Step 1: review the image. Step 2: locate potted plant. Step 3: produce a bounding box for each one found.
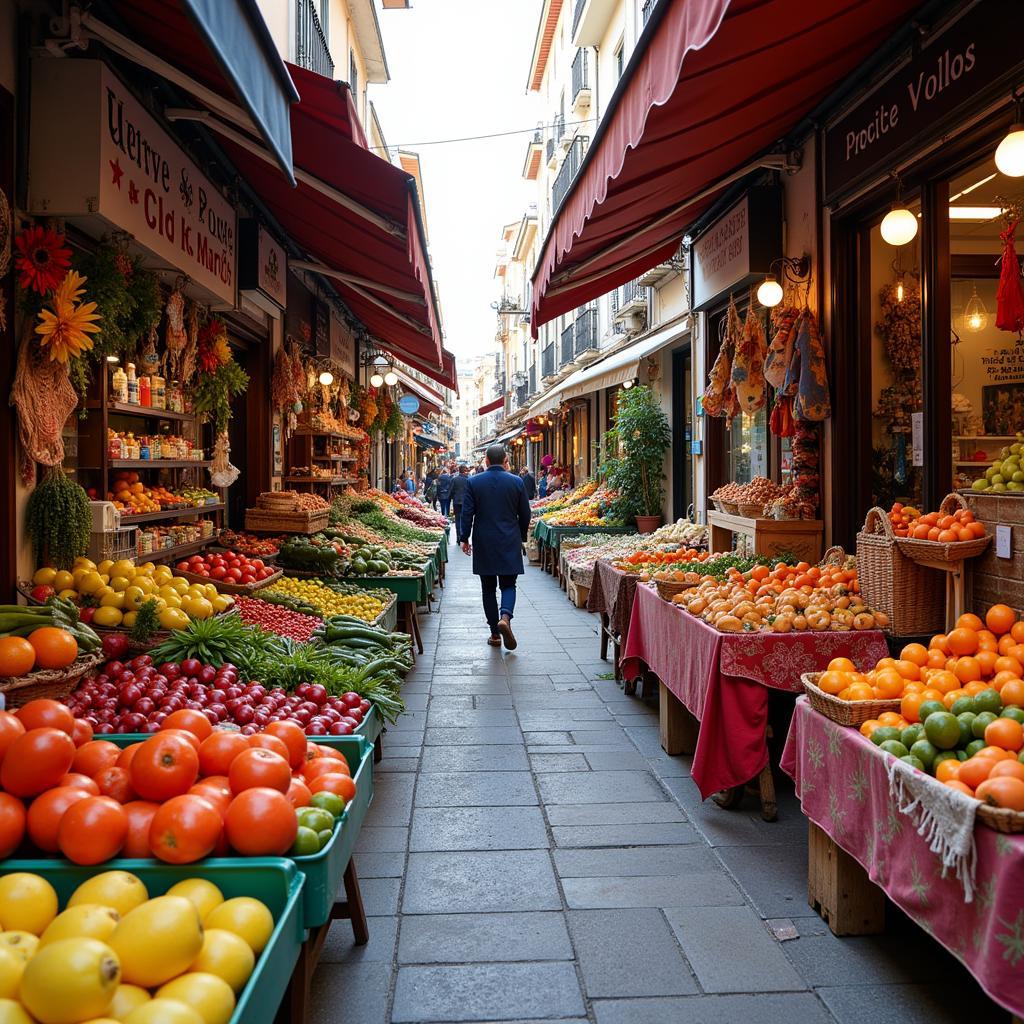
[606,384,671,533]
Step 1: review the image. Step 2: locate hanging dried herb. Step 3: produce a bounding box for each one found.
[26,465,91,569]
[194,361,249,435]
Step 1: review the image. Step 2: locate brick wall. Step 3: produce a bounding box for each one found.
[965,494,1024,612]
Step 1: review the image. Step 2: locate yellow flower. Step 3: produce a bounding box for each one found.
[35,270,102,363]
[213,335,232,366]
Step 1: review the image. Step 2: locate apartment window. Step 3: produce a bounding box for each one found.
[349,50,358,103]
[614,39,625,80]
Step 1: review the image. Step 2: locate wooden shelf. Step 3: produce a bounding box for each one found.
[146,537,216,564]
[954,436,1019,442]
[106,402,196,423]
[312,454,343,462]
[110,459,211,469]
[284,475,344,484]
[119,503,225,525]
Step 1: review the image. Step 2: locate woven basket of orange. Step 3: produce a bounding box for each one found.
[893,493,990,564]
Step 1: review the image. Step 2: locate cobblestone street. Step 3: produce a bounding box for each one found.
[312,552,1001,1024]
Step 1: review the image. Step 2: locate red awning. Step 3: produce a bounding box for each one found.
[531,0,922,331]
[478,397,503,417]
[211,62,444,371]
[397,347,459,394]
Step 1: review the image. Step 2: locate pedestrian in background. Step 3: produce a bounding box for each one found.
[450,465,469,535]
[520,466,536,500]
[459,444,531,650]
[436,465,453,519]
[538,466,549,498]
[425,467,438,508]
[404,471,416,496]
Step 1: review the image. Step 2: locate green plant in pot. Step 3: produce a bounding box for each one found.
[606,383,670,533]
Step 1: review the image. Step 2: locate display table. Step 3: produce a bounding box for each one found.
[621,583,888,804]
[707,511,823,562]
[351,573,429,655]
[586,560,642,681]
[532,522,634,576]
[782,697,1024,1019]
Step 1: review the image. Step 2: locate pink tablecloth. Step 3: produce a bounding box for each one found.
[621,583,888,798]
[782,697,1024,1017]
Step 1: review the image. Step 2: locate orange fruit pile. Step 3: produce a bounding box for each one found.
[887,502,986,542]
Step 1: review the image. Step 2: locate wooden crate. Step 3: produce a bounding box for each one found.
[526,537,541,563]
[567,579,590,609]
[707,510,823,563]
[659,682,698,756]
[245,508,329,535]
[807,821,885,936]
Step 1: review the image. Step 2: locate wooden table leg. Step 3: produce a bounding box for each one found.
[659,682,699,755]
[613,636,621,682]
[757,762,777,822]
[373,735,383,763]
[599,613,609,661]
[332,859,369,945]
[807,821,885,936]
[408,604,424,654]
[397,603,416,664]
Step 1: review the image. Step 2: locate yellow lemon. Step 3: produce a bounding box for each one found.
[121,612,138,629]
[92,606,124,628]
[100,591,126,610]
[109,576,131,593]
[203,899,273,954]
[40,905,120,948]
[78,572,105,596]
[111,560,136,580]
[107,983,151,1019]
[170,577,190,595]
[134,577,157,596]
[74,557,98,571]
[32,568,57,587]
[19,937,121,1024]
[211,596,231,614]
[153,566,173,584]
[165,880,223,922]
[203,584,218,601]
[96,559,114,575]
[109,897,203,988]
[188,930,253,994]
[123,999,203,1024]
[0,933,37,963]
[68,873,148,918]
[0,947,23,999]
[158,608,189,631]
[122,587,146,611]
[156,973,234,1024]
[137,562,156,575]
[0,999,34,1023]
[0,874,57,936]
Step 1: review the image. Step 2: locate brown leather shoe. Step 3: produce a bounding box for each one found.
[486,635,502,647]
[496,616,517,651]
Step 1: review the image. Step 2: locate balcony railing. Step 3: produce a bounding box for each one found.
[552,135,589,212]
[642,0,657,26]
[574,307,599,355]
[572,0,587,36]
[295,0,334,78]
[619,278,646,307]
[515,383,529,409]
[541,344,555,378]
[560,324,575,367]
[546,137,555,165]
[553,112,565,144]
[571,49,590,104]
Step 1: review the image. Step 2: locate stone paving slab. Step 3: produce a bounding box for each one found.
[410,806,549,850]
[397,912,573,964]
[414,771,538,807]
[591,993,834,1024]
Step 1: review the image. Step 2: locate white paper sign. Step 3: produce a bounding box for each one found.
[911,412,924,467]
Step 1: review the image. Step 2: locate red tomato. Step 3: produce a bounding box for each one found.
[71,718,94,748]
[16,699,76,736]
[302,758,346,783]
[224,788,297,855]
[286,777,312,808]
[121,800,160,858]
[302,742,324,765]
[116,742,144,770]
[161,709,213,742]
[94,765,136,804]
[0,711,26,766]
[130,733,200,801]
[308,773,357,802]
[57,795,128,865]
[189,782,231,817]
[0,793,26,858]
[158,728,201,752]
[316,747,351,769]
[265,721,308,770]
[72,740,121,777]
[26,786,90,852]
[1,728,76,797]
[247,733,290,762]
[149,794,223,864]
[228,748,292,795]
[198,732,250,777]
[57,773,101,795]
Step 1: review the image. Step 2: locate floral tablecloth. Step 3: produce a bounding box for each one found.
[586,560,641,640]
[782,697,1024,1017]
[621,583,888,797]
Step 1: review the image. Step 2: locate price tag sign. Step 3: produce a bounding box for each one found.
[911,412,924,467]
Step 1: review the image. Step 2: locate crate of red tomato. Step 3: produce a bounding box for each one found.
[174,551,283,595]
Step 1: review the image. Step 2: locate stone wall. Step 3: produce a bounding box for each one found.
[965,494,1024,612]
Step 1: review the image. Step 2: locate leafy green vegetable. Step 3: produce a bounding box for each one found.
[26,466,91,570]
[130,598,162,645]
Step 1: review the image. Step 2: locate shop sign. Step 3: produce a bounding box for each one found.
[824,0,1021,198]
[398,395,421,415]
[239,221,286,311]
[329,313,356,378]
[691,188,781,310]
[312,299,330,357]
[28,60,236,305]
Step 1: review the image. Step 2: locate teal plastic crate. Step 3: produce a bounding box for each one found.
[354,704,382,746]
[291,734,373,928]
[0,859,304,1024]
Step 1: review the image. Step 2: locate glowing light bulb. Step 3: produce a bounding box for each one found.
[318,370,334,385]
[756,276,783,308]
[995,124,1024,177]
[963,285,988,333]
[383,370,398,386]
[896,280,905,303]
[880,207,918,246]
[622,378,635,389]
[370,372,384,388]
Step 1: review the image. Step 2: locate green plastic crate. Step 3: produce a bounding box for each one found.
[0,859,304,1024]
[354,704,382,747]
[291,734,373,928]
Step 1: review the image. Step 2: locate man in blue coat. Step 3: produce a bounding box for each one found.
[459,444,532,650]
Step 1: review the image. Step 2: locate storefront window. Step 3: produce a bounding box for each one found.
[949,159,1024,495]
[868,201,923,508]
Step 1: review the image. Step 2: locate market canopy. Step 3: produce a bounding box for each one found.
[530,0,923,332]
[394,368,445,417]
[82,0,299,182]
[398,347,459,394]
[478,397,503,417]
[200,61,445,373]
[413,434,445,450]
[529,318,685,414]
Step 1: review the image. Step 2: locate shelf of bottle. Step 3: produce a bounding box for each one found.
[109,460,211,469]
[105,402,196,423]
[954,436,1019,442]
[119,503,225,525]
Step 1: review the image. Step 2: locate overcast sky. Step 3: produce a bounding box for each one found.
[370,0,541,367]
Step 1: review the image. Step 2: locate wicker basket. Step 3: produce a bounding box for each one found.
[710,498,724,512]
[720,500,740,515]
[856,507,945,636]
[819,545,848,568]
[175,567,283,595]
[244,508,329,535]
[801,672,900,726]
[894,493,992,564]
[977,804,1024,834]
[655,578,698,601]
[737,503,763,519]
[0,652,105,708]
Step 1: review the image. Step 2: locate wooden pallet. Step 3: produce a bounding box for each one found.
[807,821,885,935]
[567,579,590,609]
